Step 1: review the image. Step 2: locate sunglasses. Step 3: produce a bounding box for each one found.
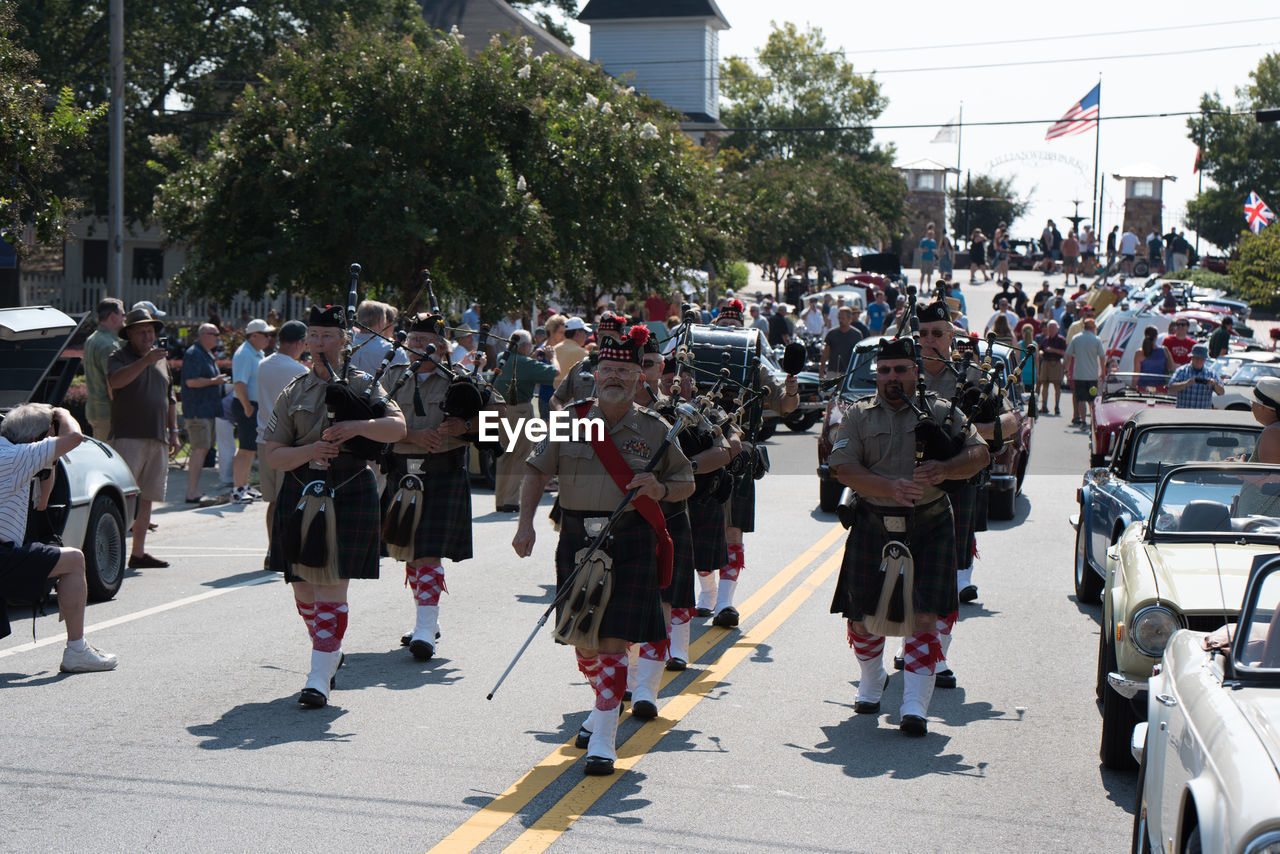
[920,329,950,339]
[876,365,914,375]
[641,358,663,368]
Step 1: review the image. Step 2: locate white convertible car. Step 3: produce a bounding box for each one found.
[1131,553,1280,854]
[1,306,139,600]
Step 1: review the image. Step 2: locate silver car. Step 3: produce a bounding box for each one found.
[1,306,139,600]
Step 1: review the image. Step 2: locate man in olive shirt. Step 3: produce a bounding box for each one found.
[83,298,125,440]
[493,330,557,511]
[108,307,179,568]
[1208,317,1234,359]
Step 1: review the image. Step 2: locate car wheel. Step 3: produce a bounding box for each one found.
[83,494,125,602]
[1185,827,1201,854]
[1130,747,1151,854]
[973,484,989,532]
[818,478,843,513]
[1100,650,1139,770]
[1134,260,1149,277]
[1075,521,1103,604]
[784,411,813,432]
[988,486,1015,520]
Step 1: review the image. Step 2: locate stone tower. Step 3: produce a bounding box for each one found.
[897,159,954,268]
[1111,164,1175,242]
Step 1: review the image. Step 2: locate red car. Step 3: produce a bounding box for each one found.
[1088,373,1175,468]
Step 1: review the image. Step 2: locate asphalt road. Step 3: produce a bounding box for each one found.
[0,274,1138,853]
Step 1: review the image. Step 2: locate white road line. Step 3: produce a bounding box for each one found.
[0,573,278,660]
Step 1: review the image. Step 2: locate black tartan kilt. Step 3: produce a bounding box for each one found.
[948,482,978,568]
[727,473,755,532]
[829,500,958,621]
[555,519,667,644]
[269,463,381,582]
[390,455,473,562]
[688,494,729,571]
[662,507,695,608]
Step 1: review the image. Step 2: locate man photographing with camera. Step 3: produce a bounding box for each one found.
[0,404,118,671]
[1167,343,1223,410]
[108,306,179,569]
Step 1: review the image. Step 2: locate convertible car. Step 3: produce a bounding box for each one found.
[1131,554,1280,854]
[1,306,139,601]
[1097,464,1280,769]
[1073,408,1260,604]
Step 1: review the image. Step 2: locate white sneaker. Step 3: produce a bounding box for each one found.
[60,643,119,673]
[232,487,254,504]
[247,486,262,499]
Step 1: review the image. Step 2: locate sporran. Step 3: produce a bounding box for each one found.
[862,540,915,638]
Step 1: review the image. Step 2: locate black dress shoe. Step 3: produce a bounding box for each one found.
[893,653,904,671]
[583,756,615,776]
[900,715,928,737]
[409,639,435,661]
[853,700,880,715]
[695,607,711,618]
[496,505,519,512]
[631,699,657,719]
[575,726,591,749]
[665,657,687,672]
[935,668,957,689]
[401,630,440,646]
[128,553,169,569]
[712,606,739,628]
[959,585,978,603]
[298,688,327,708]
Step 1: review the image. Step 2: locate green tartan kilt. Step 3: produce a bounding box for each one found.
[948,482,978,568]
[555,518,666,643]
[829,499,958,621]
[269,463,382,582]
[728,473,755,532]
[389,453,473,562]
[688,494,729,571]
[662,507,696,608]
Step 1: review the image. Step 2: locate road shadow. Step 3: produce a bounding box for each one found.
[525,711,585,746]
[1072,595,1103,625]
[640,723,713,755]
[987,494,1032,530]
[1099,763,1139,815]
[340,649,463,690]
[188,695,355,749]
[475,510,521,523]
[750,641,775,664]
[955,601,1002,620]
[202,569,274,589]
[563,769,651,826]
[515,583,556,605]
[788,713,986,780]
[0,669,70,688]
[810,507,840,522]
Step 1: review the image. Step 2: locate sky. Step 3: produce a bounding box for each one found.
[560,1,1280,253]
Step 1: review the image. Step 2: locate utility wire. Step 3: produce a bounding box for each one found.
[718,109,1243,133]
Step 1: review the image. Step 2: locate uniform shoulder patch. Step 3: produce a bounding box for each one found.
[567,397,596,408]
[832,437,849,451]
[533,437,549,456]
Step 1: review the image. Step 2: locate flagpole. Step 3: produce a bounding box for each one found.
[1091,75,1101,232]
[956,102,963,242]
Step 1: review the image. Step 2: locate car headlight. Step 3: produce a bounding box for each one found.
[1129,606,1179,657]
[1245,831,1280,854]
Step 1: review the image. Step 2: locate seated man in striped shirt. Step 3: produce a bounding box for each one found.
[0,404,118,672]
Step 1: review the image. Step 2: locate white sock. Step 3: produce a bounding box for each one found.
[938,631,953,672]
[632,656,664,706]
[957,564,974,591]
[902,670,936,718]
[696,573,716,610]
[713,579,738,614]
[586,703,620,761]
[669,620,690,663]
[855,654,888,704]
[413,604,440,644]
[67,638,88,652]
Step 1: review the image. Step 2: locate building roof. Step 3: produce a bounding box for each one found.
[895,157,957,173]
[578,0,729,28]
[419,0,576,58]
[1110,161,1177,181]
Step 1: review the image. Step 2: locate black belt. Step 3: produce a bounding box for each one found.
[395,447,466,473]
[859,495,952,530]
[560,508,646,535]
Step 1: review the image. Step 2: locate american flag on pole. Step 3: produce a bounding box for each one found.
[1245,191,1275,234]
[1045,83,1100,141]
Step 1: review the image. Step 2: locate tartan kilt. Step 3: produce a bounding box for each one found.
[555,519,666,643]
[688,494,729,571]
[727,473,755,532]
[269,463,382,582]
[392,455,473,562]
[662,507,696,608]
[947,482,978,567]
[829,499,958,621]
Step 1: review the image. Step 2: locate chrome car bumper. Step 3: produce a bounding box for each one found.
[1107,671,1147,700]
[1131,721,1147,764]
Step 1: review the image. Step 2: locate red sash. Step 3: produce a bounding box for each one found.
[576,402,674,588]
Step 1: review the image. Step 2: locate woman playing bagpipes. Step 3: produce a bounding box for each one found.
[262,305,407,708]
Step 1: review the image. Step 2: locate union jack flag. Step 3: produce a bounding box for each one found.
[1105,319,1136,360]
[1046,84,1100,141]
[1245,191,1275,234]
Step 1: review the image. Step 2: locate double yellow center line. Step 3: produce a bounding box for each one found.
[429,524,846,853]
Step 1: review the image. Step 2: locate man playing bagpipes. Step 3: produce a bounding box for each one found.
[511,326,695,775]
[262,304,407,708]
[826,336,989,736]
[549,313,626,410]
[699,298,799,628]
[381,312,502,661]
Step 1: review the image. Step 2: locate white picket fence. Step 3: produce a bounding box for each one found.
[19,274,310,325]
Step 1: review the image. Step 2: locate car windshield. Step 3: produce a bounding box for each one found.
[1131,429,1257,477]
[1235,565,1280,673]
[1230,363,1280,385]
[1211,356,1248,380]
[840,346,880,396]
[1150,468,1280,535]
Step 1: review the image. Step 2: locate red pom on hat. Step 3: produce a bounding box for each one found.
[628,325,651,345]
[729,299,744,313]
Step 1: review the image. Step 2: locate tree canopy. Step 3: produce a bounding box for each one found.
[1229,225,1280,311]
[155,26,729,311]
[506,0,578,46]
[948,174,1031,242]
[1185,52,1280,250]
[0,4,104,253]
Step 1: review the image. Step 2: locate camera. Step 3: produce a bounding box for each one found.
[157,337,169,350]
[1195,377,1208,385]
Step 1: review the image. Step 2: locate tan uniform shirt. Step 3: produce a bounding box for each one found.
[264,368,402,451]
[827,392,984,507]
[527,401,694,514]
[381,364,466,455]
[553,358,597,404]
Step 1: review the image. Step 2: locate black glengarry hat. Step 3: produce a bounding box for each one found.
[878,337,916,361]
[309,305,345,328]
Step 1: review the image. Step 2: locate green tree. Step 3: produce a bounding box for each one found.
[506,0,578,46]
[1185,52,1280,250]
[720,22,887,163]
[0,4,104,252]
[1229,225,1280,311]
[947,174,1031,242]
[155,26,730,311]
[13,0,424,224]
